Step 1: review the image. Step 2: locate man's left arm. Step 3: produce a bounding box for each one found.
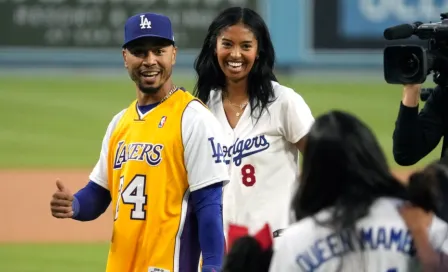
[191,183,224,272]
[182,100,230,272]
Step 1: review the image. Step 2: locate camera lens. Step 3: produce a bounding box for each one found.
[398,53,420,78]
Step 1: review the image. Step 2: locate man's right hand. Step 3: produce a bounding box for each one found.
[402,84,422,107]
[50,180,74,219]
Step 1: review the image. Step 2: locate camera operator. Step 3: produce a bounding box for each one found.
[386,12,448,222]
[393,83,448,222]
[392,83,448,166]
[386,15,448,165]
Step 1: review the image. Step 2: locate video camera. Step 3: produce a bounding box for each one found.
[383,12,448,86]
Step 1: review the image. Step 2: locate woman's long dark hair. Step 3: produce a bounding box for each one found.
[289,110,448,271]
[193,6,277,121]
[292,110,443,230]
[292,110,406,229]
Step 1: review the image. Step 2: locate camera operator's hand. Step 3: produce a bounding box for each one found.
[402,84,421,107]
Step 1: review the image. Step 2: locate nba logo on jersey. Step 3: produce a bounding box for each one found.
[158,116,167,128]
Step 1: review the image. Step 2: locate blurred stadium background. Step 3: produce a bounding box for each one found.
[0,0,445,271]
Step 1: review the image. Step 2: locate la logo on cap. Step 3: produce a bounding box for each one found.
[139,15,152,29]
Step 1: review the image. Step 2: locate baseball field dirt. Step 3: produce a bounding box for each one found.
[0,168,416,243]
[0,170,113,243]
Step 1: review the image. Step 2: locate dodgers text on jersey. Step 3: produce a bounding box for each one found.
[208,135,270,166]
[113,141,164,169]
[296,226,416,272]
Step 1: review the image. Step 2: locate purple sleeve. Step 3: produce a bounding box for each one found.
[190,182,225,269]
[71,181,111,221]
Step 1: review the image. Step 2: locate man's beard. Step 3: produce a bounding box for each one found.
[138,83,161,94]
[131,69,171,95]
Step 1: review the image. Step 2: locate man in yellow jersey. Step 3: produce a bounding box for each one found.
[50,12,230,272]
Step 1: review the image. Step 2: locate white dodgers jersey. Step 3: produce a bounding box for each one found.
[269,197,448,272]
[207,81,314,242]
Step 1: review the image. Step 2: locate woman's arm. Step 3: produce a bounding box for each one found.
[400,204,448,271]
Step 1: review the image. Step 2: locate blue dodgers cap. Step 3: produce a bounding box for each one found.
[123,12,175,48]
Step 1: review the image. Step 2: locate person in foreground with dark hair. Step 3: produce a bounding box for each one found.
[193,6,314,244]
[222,223,274,272]
[399,161,448,271]
[269,110,448,272]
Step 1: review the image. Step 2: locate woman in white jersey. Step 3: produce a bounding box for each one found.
[193,6,314,241]
[268,110,448,272]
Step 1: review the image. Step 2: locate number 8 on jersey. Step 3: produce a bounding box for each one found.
[241,164,256,187]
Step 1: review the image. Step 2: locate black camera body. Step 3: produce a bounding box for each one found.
[383,12,448,86]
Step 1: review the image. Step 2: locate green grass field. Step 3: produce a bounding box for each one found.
[0,243,108,272]
[0,73,443,271]
[0,73,442,169]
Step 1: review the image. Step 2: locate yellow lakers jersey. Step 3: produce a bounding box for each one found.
[105,89,201,272]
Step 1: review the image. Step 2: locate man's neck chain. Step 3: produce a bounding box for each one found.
[160,85,178,104]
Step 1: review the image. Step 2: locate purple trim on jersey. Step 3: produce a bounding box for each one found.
[136,86,186,115]
[137,102,160,115]
[179,196,201,271]
[178,183,224,271]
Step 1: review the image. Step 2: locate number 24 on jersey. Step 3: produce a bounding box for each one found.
[114,175,147,221]
[113,164,259,220]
